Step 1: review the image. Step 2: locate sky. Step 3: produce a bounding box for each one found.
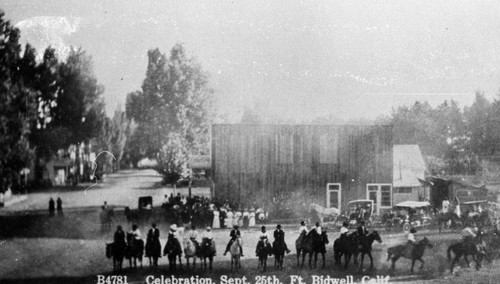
[3,0,500,122]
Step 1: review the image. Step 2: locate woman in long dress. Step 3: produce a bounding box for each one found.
[226,210,234,229]
[249,208,256,227]
[234,209,242,227]
[212,208,220,229]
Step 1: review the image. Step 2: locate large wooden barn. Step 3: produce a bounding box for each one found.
[211,124,393,215]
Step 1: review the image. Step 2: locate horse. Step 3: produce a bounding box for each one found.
[183,238,198,269]
[199,238,216,271]
[297,229,328,269]
[163,234,183,272]
[357,231,382,271]
[273,238,287,270]
[125,233,144,269]
[256,239,273,272]
[230,236,243,270]
[333,233,360,269]
[106,242,126,271]
[145,233,161,268]
[313,231,329,269]
[447,239,489,273]
[387,237,433,272]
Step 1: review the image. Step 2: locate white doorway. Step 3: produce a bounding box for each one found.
[326,183,342,212]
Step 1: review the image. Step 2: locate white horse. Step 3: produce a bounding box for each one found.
[230,237,243,270]
[183,238,198,269]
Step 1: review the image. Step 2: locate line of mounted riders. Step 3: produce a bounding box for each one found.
[106,220,500,274]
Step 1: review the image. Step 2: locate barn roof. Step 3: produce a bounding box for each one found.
[393,145,426,187]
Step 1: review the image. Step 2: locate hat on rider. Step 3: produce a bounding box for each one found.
[410,228,417,233]
[234,225,239,229]
[277,224,282,229]
[261,226,266,230]
[170,224,177,231]
[342,221,349,227]
[301,220,305,226]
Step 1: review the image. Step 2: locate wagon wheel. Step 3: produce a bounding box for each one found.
[402,223,411,233]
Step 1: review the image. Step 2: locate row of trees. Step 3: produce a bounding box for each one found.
[1,10,216,191]
[0,11,128,191]
[385,92,500,175]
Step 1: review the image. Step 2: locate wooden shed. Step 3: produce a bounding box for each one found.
[211,124,393,215]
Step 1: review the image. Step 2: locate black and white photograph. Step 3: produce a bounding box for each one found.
[3,1,500,283]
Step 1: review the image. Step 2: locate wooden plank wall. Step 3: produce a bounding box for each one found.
[211,124,393,209]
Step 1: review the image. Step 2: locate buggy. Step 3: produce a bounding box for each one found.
[346,199,374,228]
[385,201,432,233]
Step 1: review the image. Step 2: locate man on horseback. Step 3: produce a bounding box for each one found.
[202,226,216,255]
[114,225,127,249]
[402,227,417,258]
[131,224,141,240]
[340,221,349,239]
[146,223,161,268]
[224,225,244,256]
[274,224,291,254]
[298,221,308,234]
[187,224,201,253]
[313,222,322,234]
[256,226,272,256]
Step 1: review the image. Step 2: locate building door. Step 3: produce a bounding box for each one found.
[326,183,341,212]
[367,184,392,215]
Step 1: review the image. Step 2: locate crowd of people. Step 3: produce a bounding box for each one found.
[161,193,267,229]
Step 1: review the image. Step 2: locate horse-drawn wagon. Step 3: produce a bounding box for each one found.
[385,201,432,233]
[346,199,374,228]
[124,196,154,223]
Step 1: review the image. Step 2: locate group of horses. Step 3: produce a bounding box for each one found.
[106,234,217,272]
[107,226,500,275]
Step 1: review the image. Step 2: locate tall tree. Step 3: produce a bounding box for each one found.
[127,44,215,183]
[0,11,38,191]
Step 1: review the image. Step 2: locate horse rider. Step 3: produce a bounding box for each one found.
[462,223,479,250]
[114,225,127,250]
[187,224,201,252]
[256,225,272,255]
[298,221,309,235]
[312,221,322,235]
[402,227,417,258]
[274,224,291,254]
[340,221,349,240]
[357,220,369,249]
[224,225,244,256]
[131,224,141,240]
[202,226,217,255]
[146,223,161,267]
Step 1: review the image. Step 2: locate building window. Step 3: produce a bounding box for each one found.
[366,183,393,214]
[395,187,412,194]
[319,134,338,164]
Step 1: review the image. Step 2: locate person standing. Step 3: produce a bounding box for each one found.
[146,223,161,268]
[56,197,63,216]
[49,198,55,217]
[212,207,220,229]
[249,208,256,227]
[242,208,249,229]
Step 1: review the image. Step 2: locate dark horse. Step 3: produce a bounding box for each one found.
[256,240,273,272]
[357,231,382,271]
[387,237,433,272]
[106,242,126,271]
[296,229,329,268]
[125,233,144,269]
[163,234,183,271]
[333,233,360,269]
[199,238,216,271]
[448,239,489,273]
[273,239,287,270]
